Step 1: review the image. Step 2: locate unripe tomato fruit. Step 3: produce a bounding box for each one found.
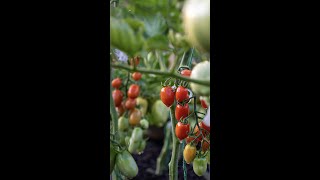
[118,116,129,131]
[181,69,192,77]
[175,103,189,121]
[125,98,136,110]
[193,156,207,176]
[132,72,142,81]
[190,61,210,96]
[175,122,190,141]
[128,84,140,99]
[176,86,189,103]
[115,150,138,179]
[129,108,142,126]
[183,144,197,164]
[160,86,175,107]
[111,78,122,89]
[112,89,123,107]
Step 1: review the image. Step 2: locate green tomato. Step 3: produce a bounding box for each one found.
[183,0,210,53]
[110,143,117,174]
[115,150,138,179]
[206,151,210,165]
[193,156,207,176]
[137,140,146,153]
[118,116,129,131]
[136,97,148,116]
[190,61,210,96]
[151,100,169,127]
[125,136,131,146]
[128,127,143,153]
[140,119,149,129]
[118,131,127,146]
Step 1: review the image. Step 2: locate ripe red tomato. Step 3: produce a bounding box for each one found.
[200,121,210,135]
[111,78,122,89]
[112,89,123,107]
[175,122,190,141]
[175,103,189,121]
[132,72,142,81]
[201,139,210,152]
[125,98,136,110]
[160,86,175,107]
[200,99,208,109]
[181,69,192,77]
[128,84,140,98]
[176,86,189,103]
[186,136,199,145]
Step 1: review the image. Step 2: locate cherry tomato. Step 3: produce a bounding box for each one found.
[183,144,197,164]
[193,156,207,176]
[201,139,210,152]
[129,108,142,126]
[118,116,129,131]
[139,119,149,129]
[186,136,198,146]
[116,103,125,116]
[200,99,208,109]
[111,78,122,89]
[128,84,140,99]
[193,123,203,142]
[176,86,189,103]
[175,103,189,121]
[181,69,191,77]
[112,89,123,107]
[175,122,190,141]
[160,86,175,107]
[130,56,140,66]
[132,72,142,81]
[200,121,210,137]
[115,150,138,179]
[125,98,136,110]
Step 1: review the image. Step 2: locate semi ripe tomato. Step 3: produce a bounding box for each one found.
[130,56,140,66]
[128,84,140,99]
[181,69,192,77]
[132,72,142,81]
[112,89,123,107]
[111,78,122,89]
[125,98,136,110]
[175,122,190,141]
[116,103,125,116]
[175,103,189,121]
[118,116,129,131]
[110,143,116,174]
[201,139,210,152]
[183,144,197,164]
[176,86,189,103]
[160,86,175,107]
[129,108,142,126]
[193,156,207,176]
[115,150,138,179]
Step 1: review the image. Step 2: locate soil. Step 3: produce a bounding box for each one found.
[131,139,209,180]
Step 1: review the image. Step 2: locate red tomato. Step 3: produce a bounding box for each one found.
[193,123,203,142]
[186,136,199,145]
[112,89,123,107]
[128,84,140,99]
[175,103,189,121]
[200,99,208,109]
[201,139,210,152]
[125,98,136,110]
[130,56,140,66]
[175,122,190,141]
[116,103,125,116]
[176,86,189,103]
[132,72,142,81]
[181,69,192,77]
[200,121,210,135]
[160,86,175,107]
[111,78,122,89]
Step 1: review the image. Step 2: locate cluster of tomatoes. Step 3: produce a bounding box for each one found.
[160,68,210,176]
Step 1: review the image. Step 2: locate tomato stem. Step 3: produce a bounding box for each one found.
[168,104,180,180]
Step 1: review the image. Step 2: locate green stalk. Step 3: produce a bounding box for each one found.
[156,121,172,175]
[168,104,180,180]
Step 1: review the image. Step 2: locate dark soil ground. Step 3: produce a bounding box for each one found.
[131,139,209,180]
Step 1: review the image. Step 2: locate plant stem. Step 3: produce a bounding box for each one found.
[110,59,119,141]
[111,63,210,86]
[156,121,172,175]
[168,104,180,180]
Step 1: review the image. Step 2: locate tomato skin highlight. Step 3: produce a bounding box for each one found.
[125,98,136,110]
[183,144,197,164]
[132,72,142,81]
[175,103,189,121]
[128,84,140,98]
[112,78,122,89]
[181,69,191,77]
[112,89,123,107]
[129,108,142,126]
[193,156,207,176]
[115,150,138,179]
[176,86,189,103]
[175,122,190,141]
[160,86,175,107]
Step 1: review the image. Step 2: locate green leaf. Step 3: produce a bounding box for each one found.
[143,13,167,37]
[145,35,169,51]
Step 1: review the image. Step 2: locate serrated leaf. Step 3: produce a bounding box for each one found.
[143,13,167,37]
